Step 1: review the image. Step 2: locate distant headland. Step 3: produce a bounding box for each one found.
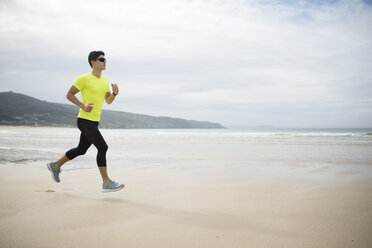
[0,91,225,129]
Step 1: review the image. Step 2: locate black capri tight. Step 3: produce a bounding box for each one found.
[66,118,108,167]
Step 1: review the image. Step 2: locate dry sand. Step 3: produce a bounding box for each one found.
[0,164,371,248]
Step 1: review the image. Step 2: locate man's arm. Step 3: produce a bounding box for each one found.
[105,83,119,104]
[66,85,94,112]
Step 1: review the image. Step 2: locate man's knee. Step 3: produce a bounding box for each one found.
[101,144,108,152]
[77,147,88,155]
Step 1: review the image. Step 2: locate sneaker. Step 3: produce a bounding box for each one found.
[47,162,61,183]
[102,179,125,193]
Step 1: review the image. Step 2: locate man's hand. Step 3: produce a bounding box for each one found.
[111,83,119,95]
[82,103,94,112]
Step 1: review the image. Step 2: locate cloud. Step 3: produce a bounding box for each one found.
[0,0,371,127]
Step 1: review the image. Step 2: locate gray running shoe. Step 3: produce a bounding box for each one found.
[102,179,124,193]
[47,162,61,183]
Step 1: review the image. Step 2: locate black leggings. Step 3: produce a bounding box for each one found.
[66,118,108,167]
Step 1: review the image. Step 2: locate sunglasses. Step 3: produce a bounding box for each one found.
[96,57,106,62]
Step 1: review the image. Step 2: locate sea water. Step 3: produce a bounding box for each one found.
[1,127,372,181]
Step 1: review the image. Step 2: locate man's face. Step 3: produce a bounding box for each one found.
[92,55,106,70]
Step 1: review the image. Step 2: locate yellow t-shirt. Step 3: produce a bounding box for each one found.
[73,72,110,122]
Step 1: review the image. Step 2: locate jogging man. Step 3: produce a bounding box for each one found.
[47,51,124,193]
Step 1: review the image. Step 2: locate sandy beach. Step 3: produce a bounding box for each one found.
[1,127,372,247]
[0,164,371,248]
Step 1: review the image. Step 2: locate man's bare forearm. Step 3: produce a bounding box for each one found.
[106,93,116,104]
[106,83,119,104]
[66,92,84,109]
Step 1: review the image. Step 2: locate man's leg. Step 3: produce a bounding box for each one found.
[78,119,111,183]
[83,122,124,192]
[89,127,110,183]
[55,154,69,168]
[98,166,109,184]
[66,130,92,161]
[48,121,92,183]
[55,131,92,168]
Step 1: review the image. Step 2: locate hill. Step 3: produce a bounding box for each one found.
[0,91,224,129]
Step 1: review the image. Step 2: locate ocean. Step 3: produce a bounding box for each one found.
[1,127,372,181]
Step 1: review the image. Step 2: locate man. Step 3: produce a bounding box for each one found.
[47,51,124,193]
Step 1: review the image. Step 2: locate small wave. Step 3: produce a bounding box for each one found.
[0,148,57,165]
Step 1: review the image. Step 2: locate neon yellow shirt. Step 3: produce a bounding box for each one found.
[73,72,110,122]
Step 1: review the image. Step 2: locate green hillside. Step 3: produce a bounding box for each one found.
[0,91,224,129]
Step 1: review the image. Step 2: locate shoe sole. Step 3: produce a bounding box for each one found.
[47,163,59,183]
[102,184,125,193]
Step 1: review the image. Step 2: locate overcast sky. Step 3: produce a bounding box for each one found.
[1,0,371,128]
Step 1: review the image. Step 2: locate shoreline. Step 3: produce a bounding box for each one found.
[0,125,73,130]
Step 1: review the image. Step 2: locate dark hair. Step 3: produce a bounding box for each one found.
[88,51,105,67]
